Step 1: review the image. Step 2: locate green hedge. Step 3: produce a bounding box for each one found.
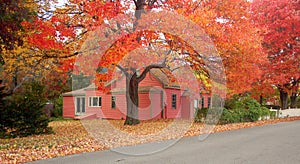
[219,107,272,124]
[194,108,208,123]
[194,96,277,124]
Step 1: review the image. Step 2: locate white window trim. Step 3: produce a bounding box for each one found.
[88,96,102,107]
[194,99,198,109]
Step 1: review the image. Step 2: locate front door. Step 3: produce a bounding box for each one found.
[181,96,190,119]
[75,97,86,115]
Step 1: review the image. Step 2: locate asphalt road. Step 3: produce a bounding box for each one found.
[29,120,300,164]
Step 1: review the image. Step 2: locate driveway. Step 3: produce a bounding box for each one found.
[29,120,300,164]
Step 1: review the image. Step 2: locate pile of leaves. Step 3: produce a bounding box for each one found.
[1,117,300,163]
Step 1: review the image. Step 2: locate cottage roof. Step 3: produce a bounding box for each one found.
[104,68,180,88]
[111,86,164,94]
[149,68,180,88]
[62,68,181,96]
[62,88,86,96]
[62,83,97,96]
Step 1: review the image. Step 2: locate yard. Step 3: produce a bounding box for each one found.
[1,117,300,163]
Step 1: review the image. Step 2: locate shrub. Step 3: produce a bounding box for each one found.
[195,95,277,125]
[51,96,63,118]
[270,111,277,119]
[220,108,248,124]
[194,108,208,123]
[241,97,261,109]
[248,107,261,121]
[220,109,234,124]
[259,107,270,119]
[224,94,240,109]
[219,95,276,124]
[0,82,53,138]
[225,95,261,110]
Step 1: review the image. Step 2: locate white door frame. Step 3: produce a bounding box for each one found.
[75,96,86,115]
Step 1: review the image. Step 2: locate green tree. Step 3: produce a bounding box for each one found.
[0,82,52,138]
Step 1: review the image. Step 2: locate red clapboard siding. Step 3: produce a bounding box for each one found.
[165,88,181,118]
[181,96,191,119]
[102,94,126,119]
[139,93,151,120]
[63,96,75,118]
[111,72,163,89]
[139,73,163,87]
[62,68,209,119]
[151,93,163,119]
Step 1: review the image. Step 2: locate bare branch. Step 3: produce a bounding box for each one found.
[168,66,181,72]
[137,58,166,82]
[133,0,138,7]
[115,64,129,77]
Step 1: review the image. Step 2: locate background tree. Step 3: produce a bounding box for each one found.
[0,0,35,63]
[251,0,300,109]
[186,0,267,95]
[0,0,80,96]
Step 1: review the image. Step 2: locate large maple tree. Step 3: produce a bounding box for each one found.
[74,10,218,125]
[50,0,267,125]
[251,0,300,109]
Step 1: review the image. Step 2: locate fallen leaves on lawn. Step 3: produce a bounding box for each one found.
[0,120,105,164]
[1,117,300,163]
[81,119,193,149]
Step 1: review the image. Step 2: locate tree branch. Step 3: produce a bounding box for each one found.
[167,66,181,72]
[137,58,167,83]
[115,64,129,77]
[133,0,138,7]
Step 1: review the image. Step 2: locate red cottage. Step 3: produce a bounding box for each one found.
[62,68,211,120]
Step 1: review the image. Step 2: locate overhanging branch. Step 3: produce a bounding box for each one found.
[137,58,167,82]
[115,64,129,77]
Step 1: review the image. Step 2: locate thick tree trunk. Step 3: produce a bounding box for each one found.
[124,74,140,125]
[0,80,5,107]
[134,0,145,20]
[259,95,263,105]
[279,89,288,110]
[118,60,166,125]
[290,92,297,108]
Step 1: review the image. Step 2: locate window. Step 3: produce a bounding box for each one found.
[201,97,204,108]
[208,97,211,108]
[111,96,116,109]
[172,94,177,109]
[89,96,102,107]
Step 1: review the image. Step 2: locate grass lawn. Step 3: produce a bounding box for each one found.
[1,117,300,163]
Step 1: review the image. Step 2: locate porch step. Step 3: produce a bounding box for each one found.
[74,113,98,120]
